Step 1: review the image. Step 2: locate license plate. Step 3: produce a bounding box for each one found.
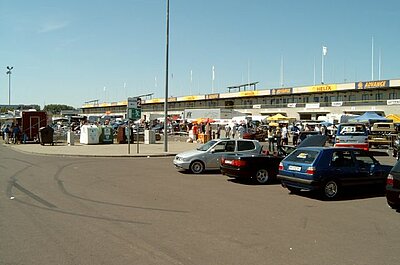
[288,165,301,171]
[224,160,233,165]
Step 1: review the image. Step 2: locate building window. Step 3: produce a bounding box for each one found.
[389,92,397,99]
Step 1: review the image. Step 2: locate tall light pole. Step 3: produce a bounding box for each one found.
[163,0,170,152]
[6,66,13,106]
[322,46,327,84]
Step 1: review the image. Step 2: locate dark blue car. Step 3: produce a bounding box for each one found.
[278,147,392,199]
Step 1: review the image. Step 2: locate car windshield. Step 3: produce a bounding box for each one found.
[392,160,400,172]
[337,124,367,136]
[197,140,219,151]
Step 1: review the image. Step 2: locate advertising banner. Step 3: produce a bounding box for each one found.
[356,80,388,89]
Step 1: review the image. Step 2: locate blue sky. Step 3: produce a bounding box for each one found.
[1,0,400,108]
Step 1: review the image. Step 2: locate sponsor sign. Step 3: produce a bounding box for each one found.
[239,91,258,97]
[253,104,261,109]
[287,103,297,108]
[206,93,220,99]
[356,80,388,89]
[332,101,343,107]
[168,97,177,102]
[181,95,205,101]
[271,88,292,95]
[387,99,400,105]
[305,103,320,109]
[308,84,337,92]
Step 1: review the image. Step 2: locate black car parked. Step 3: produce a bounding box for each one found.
[386,160,400,210]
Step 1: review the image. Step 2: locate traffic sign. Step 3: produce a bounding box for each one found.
[128,108,141,120]
[127,97,142,109]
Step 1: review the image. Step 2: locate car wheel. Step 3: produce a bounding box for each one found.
[190,161,205,174]
[322,180,340,199]
[387,201,399,210]
[254,169,270,184]
[287,187,301,194]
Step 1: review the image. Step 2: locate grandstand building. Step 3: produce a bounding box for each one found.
[81,78,400,121]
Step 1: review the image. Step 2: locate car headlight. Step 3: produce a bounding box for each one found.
[175,156,189,162]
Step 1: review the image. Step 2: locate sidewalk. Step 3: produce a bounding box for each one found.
[3,140,201,157]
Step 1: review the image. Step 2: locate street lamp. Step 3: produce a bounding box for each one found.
[164,0,170,152]
[6,66,13,106]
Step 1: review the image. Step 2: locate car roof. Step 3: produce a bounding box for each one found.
[296,146,366,152]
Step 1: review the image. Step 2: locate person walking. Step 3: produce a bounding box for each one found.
[12,124,20,144]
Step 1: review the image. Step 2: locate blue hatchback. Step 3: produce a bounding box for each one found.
[278,147,392,199]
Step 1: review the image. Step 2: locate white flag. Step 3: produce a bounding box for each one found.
[212,66,215,81]
[322,46,328,56]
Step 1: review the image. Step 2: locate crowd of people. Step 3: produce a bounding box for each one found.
[2,123,22,144]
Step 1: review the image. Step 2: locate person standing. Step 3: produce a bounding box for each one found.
[238,124,245,139]
[4,125,10,144]
[224,124,231,138]
[267,127,274,151]
[291,124,300,145]
[282,125,289,145]
[216,125,221,139]
[12,124,20,144]
[231,124,237,139]
[275,127,282,148]
[205,122,211,142]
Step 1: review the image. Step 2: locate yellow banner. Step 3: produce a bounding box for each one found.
[239,91,259,97]
[309,84,337,92]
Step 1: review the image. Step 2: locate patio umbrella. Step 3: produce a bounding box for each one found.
[267,113,291,121]
[193,118,216,124]
[268,122,279,127]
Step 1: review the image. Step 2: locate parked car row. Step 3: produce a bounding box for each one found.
[173,136,400,211]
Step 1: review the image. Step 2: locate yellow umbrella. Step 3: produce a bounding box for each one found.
[386,114,400,123]
[267,113,290,121]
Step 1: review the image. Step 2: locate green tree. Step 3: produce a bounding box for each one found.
[43,104,75,115]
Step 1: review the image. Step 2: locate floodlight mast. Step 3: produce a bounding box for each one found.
[6,66,13,106]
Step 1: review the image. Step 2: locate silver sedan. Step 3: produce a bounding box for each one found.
[173,138,262,174]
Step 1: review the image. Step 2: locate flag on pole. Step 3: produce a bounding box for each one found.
[212,66,215,81]
[322,46,328,56]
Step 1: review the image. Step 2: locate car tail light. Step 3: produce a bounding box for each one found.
[232,160,247,167]
[387,174,394,186]
[278,162,283,171]
[221,157,225,164]
[306,167,316,175]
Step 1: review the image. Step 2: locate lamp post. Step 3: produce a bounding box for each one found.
[164,0,170,152]
[6,66,13,106]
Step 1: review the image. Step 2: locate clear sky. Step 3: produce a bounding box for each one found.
[1,0,400,108]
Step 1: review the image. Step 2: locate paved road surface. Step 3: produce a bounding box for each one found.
[1,144,399,265]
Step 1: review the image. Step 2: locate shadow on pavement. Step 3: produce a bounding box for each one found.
[288,185,385,201]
